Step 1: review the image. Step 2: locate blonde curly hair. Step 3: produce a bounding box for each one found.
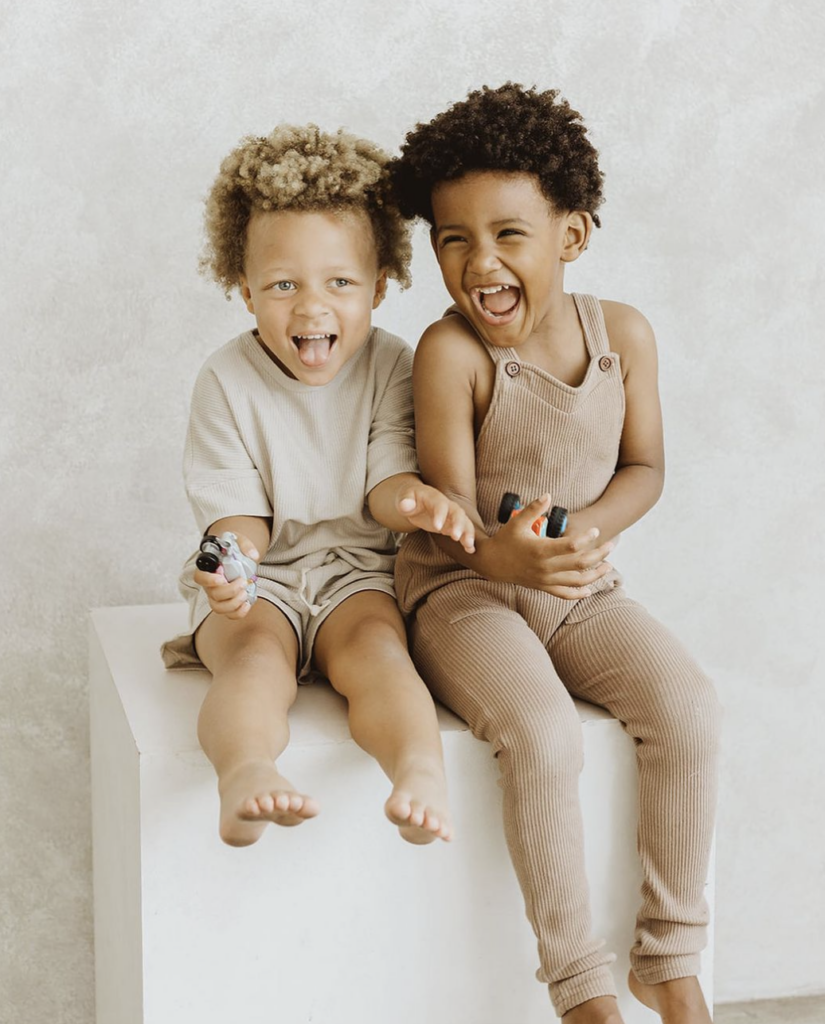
[201,124,412,295]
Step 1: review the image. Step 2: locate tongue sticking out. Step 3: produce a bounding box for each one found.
[295,336,333,366]
[481,287,519,315]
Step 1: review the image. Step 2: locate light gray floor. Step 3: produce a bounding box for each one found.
[715,995,825,1024]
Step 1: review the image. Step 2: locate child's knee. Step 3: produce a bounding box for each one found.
[329,615,407,675]
[349,612,403,651]
[494,701,585,776]
[647,668,722,759]
[690,673,723,753]
[218,624,296,676]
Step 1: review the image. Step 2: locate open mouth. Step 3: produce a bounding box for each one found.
[292,333,337,367]
[471,285,521,325]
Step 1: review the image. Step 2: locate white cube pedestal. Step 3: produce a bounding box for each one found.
[90,604,714,1024]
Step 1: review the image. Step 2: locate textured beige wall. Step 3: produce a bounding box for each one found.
[2,1,823,1019]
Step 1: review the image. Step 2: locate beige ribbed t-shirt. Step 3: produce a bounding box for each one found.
[183,325,419,568]
[160,325,419,672]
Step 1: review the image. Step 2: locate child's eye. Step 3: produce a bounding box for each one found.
[273,281,295,292]
[498,228,523,238]
[440,234,465,247]
[332,278,351,288]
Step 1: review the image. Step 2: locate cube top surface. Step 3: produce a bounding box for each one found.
[90,603,615,758]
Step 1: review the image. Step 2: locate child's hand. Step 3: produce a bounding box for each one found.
[193,534,260,620]
[490,494,614,599]
[397,485,476,554]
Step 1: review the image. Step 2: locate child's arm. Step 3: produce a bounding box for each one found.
[184,360,277,619]
[411,319,614,599]
[563,301,665,544]
[367,473,476,554]
[193,515,271,620]
[363,336,475,552]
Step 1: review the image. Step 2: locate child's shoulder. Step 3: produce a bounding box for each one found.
[598,299,657,362]
[189,332,270,413]
[196,330,259,380]
[371,325,413,361]
[415,311,485,369]
[366,325,415,382]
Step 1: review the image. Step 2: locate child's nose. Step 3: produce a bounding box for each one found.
[295,287,329,317]
[467,242,502,275]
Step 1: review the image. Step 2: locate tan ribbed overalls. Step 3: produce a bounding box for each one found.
[396,294,721,1016]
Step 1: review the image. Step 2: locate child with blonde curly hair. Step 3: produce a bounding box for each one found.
[162,124,474,848]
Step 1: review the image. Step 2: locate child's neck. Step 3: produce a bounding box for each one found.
[515,291,590,388]
[519,288,579,351]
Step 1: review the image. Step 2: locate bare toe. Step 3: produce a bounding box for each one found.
[218,762,318,846]
[385,775,452,845]
[398,822,438,845]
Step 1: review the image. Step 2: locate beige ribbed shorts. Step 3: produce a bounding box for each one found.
[160,551,397,682]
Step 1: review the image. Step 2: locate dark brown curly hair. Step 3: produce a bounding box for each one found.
[389,83,604,228]
[201,124,412,295]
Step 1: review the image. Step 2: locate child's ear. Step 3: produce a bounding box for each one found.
[560,212,593,263]
[429,227,440,262]
[372,270,389,309]
[239,276,255,314]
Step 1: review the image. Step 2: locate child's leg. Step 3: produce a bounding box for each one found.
[312,591,451,844]
[195,599,319,846]
[547,588,721,1024]
[411,582,620,1019]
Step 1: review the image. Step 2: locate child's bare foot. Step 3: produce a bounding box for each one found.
[384,762,452,844]
[562,995,624,1024]
[628,971,712,1023]
[217,760,319,846]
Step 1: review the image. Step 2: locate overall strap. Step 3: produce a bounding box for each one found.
[572,293,611,357]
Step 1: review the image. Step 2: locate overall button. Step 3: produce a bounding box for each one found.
[599,356,613,372]
[505,361,521,377]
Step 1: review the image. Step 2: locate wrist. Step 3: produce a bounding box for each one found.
[471,532,505,582]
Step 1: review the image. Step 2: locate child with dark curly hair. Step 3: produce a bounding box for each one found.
[162,125,476,848]
[390,84,720,1024]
